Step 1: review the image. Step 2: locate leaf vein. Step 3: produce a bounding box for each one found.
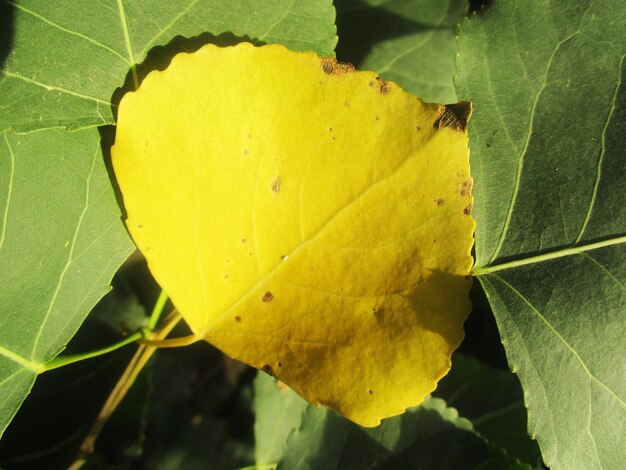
[8,0,129,63]
[0,132,15,252]
[491,274,626,409]
[575,52,626,243]
[30,142,100,360]
[489,31,580,263]
[1,71,113,107]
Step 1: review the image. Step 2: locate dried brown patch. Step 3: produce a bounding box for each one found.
[376,77,391,95]
[321,58,355,75]
[435,198,445,206]
[464,206,472,215]
[434,102,472,131]
[262,291,274,303]
[262,364,274,376]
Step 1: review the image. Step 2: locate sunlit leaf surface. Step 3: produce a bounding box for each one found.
[112,42,474,426]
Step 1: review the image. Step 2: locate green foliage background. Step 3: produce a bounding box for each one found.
[0,0,624,469]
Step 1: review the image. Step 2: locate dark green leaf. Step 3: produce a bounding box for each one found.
[140,344,254,469]
[253,372,308,465]
[335,0,466,102]
[0,128,134,437]
[278,398,534,469]
[0,0,337,132]
[435,354,542,466]
[456,0,626,468]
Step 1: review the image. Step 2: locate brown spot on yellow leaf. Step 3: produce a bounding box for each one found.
[376,77,391,95]
[460,179,473,197]
[321,58,355,75]
[435,198,445,206]
[262,364,274,376]
[262,291,274,303]
[434,102,472,132]
[271,176,281,193]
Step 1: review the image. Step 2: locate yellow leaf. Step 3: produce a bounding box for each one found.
[112,42,474,427]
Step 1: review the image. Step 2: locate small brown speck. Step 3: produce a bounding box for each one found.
[344,100,350,107]
[368,80,374,87]
[375,116,379,121]
[329,127,333,132]
[278,362,283,367]
[376,78,390,95]
[435,198,445,206]
[137,224,143,228]
[235,316,241,322]
[271,176,281,193]
[322,60,334,75]
[262,364,274,376]
[464,206,472,215]
[368,389,374,395]
[241,238,247,243]
[416,126,421,132]
[262,291,274,302]
[460,179,472,197]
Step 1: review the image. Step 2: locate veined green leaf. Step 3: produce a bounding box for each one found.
[456,0,626,468]
[0,128,134,438]
[0,0,337,132]
[278,397,535,469]
[435,354,542,466]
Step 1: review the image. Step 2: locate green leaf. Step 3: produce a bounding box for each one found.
[435,354,542,466]
[278,397,534,469]
[0,128,134,438]
[456,0,626,468]
[335,0,466,103]
[0,0,337,132]
[0,281,147,468]
[253,372,308,465]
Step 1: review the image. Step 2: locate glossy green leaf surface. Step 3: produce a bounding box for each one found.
[0,0,337,132]
[0,128,134,438]
[456,1,626,468]
[335,0,465,103]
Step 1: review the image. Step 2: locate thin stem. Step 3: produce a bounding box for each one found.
[42,289,170,372]
[71,310,182,467]
[138,333,201,348]
[148,289,168,330]
[42,330,146,372]
[473,235,626,276]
